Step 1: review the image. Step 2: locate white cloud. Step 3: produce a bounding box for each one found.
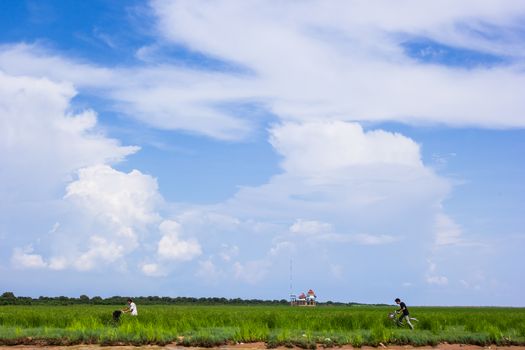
[345,233,398,245]
[0,44,253,140]
[195,259,223,284]
[163,120,450,287]
[151,0,525,129]
[289,219,332,236]
[157,220,202,261]
[65,165,162,231]
[269,241,294,256]
[219,244,239,262]
[288,219,397,245]
[1,71,159,273]
[3,1,525,144]
[233,260,270,284]
[426,275,449,286]
[141,263,166,277]
[221,121,449,230]
[10,166,204,273]
[0,71,138,201]
[425,260,449,286]
[74,236,125,271]
[29,164,167,272]
[2,2,521,302]
[271,122,423,177]
[0,70,202,274]
[435,213,463,246]
[11,247,47,269]
[48,257,67,271]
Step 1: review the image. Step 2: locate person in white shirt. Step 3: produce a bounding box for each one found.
[122,298,138,316]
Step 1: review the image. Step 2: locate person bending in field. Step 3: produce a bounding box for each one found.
[395,298,414,330]
[122,298,138,316]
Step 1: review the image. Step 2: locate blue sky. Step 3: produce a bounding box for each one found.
[1,0,524,306]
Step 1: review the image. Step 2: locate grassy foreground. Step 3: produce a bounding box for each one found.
[1,305,524,347]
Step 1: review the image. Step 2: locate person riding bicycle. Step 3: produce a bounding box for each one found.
[395,298,414,330]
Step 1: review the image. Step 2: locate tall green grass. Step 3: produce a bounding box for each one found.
[0,305,524,347]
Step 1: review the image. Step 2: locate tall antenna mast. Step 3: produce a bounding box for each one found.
[289,258,293,296]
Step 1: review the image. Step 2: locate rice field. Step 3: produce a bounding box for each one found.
[0,305,524,347]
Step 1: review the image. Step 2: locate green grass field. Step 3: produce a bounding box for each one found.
[1,305,524,347]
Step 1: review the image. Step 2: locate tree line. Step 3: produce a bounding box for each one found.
[0,292,383,306]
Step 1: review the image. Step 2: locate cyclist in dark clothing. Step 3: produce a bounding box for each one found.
[395,298,414,330]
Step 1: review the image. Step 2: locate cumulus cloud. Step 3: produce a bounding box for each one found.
[162,120,453,290]
[2,1,520,301]
[65,165,162,231]
[221,121,449,223]
[0,71,138,201]
[157,220,202,261]
[0,71,203,274]
[74,236,126,271]
[32,171,203,273]
[10,165,205,273]
[271,122,423,176]
[11,247,47,269]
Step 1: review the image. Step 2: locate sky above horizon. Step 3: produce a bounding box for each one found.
[1,0,524,306]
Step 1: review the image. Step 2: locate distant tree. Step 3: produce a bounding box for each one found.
[79,295,90,303]
[91,296,103,304]
[1,292,15,299]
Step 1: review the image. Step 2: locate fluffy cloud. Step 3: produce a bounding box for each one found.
[271,122,423,175]
[21,169,204,273]
[65,165,162,231]
[2,1,525,144]
[152,0,525,129]
[0,71,202,274]
[74,236,126,271]
[221,122,449,223]
[157,220,202,261]
[0,71,138,201]
[11,247,47,269]
[159,120,454,294]
[2,1,521,302]
[0,44,253,140]
[29,165,165,271]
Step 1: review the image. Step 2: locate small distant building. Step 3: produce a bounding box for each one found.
[306,289,316,305]
[290,289,317,306]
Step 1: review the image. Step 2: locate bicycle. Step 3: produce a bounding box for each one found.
[388,310,418,329]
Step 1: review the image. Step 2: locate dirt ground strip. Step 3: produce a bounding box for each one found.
[2,344,525,350]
